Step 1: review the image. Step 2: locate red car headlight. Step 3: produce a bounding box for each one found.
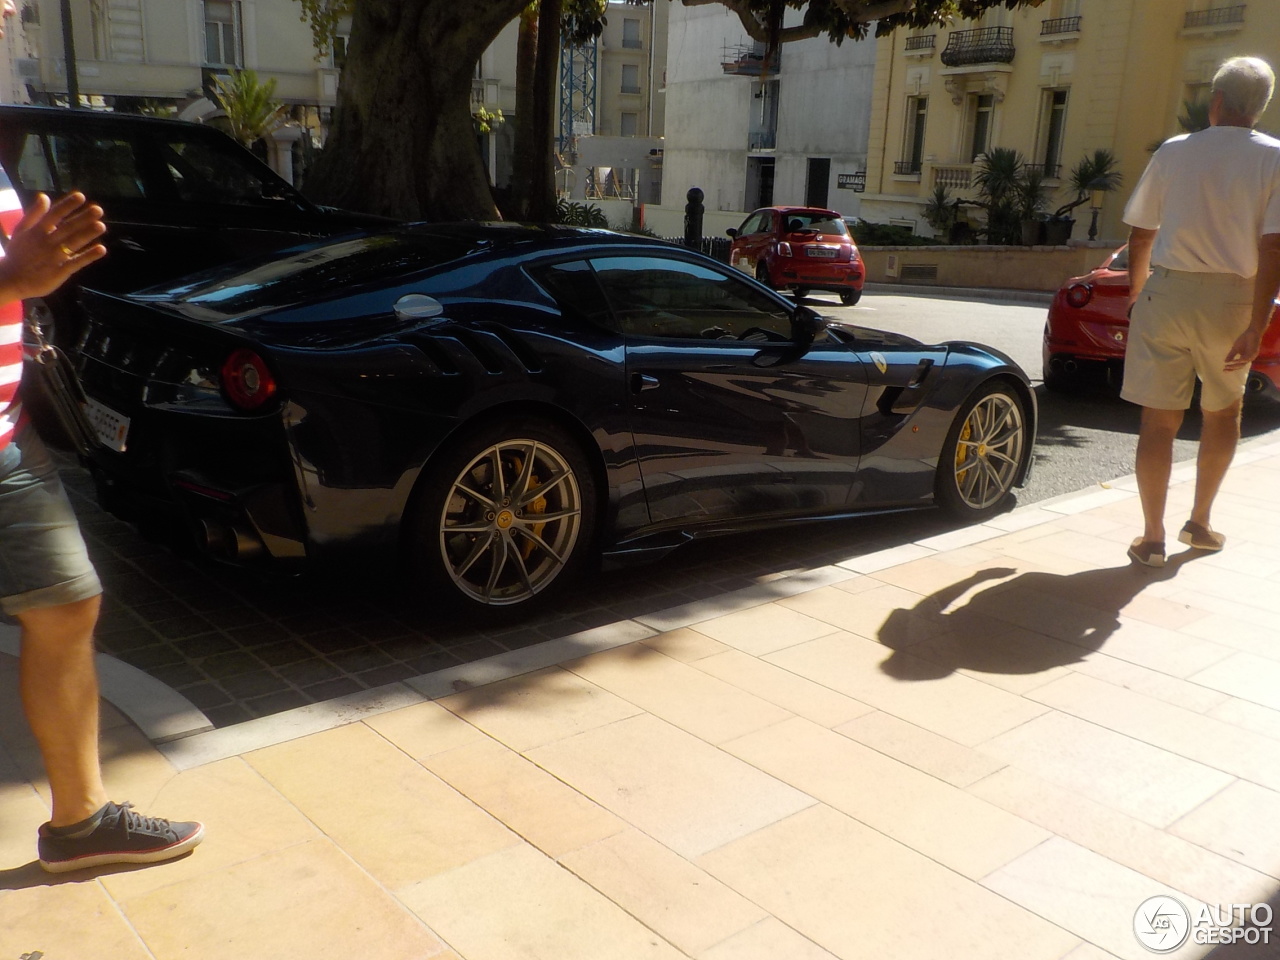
[221,349,278,411]
[1064,283,1093,309]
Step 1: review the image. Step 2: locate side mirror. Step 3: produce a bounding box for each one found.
[726,228,738,239]
[791,305,828,345]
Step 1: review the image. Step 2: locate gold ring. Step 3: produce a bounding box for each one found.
[60,245,74,257]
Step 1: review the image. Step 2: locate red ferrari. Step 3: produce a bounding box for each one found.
[727,206,865,305]
[1042,245,1280,401]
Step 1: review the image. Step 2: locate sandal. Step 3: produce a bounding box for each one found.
[1127,538,1166,568]
[1178,521,1225,552]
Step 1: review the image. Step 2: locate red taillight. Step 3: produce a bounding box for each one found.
[1064,283,1093,309]
[221,348,278,411]
[776,241,793,257]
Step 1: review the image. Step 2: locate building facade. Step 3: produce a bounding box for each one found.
[862,0,1280,242]
[651,3,877,235]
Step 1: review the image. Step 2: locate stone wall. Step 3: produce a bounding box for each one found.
[860,241,1118,293]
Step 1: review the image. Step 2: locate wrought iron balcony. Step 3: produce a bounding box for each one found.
[893,160,922,176]
[1183,5,1245,28]
[905,34,936,52]
[940,26,1015,67]
[1040,16,1082,35]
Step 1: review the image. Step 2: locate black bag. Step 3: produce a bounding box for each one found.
[21,325,101,457]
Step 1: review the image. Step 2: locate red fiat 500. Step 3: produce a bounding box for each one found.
[1042,245,1280,401]
[728,206,865,305]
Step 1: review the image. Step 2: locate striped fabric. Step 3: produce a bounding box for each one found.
[0,172,26,450]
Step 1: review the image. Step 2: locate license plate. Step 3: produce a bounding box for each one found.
[84,397,130,452]
[805,247,838,258]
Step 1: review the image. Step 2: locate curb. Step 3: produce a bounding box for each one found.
[865,282,1055,305]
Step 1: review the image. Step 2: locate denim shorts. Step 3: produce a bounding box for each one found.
[0,423,102,615]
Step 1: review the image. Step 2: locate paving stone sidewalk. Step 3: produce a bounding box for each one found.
[4,443,1280,959]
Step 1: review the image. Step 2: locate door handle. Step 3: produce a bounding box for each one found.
[631,373,660,393]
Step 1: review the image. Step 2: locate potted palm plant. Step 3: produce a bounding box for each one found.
[972,147,1025,245]
[1016,165,1050,245]
[1048,149,1123,244]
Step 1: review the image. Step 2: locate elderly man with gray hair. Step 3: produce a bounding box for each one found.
[1121,56,1280,568]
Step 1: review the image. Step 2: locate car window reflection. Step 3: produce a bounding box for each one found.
[589,256,791,341]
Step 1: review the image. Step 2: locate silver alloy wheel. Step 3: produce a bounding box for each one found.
[438,438,583,606]
[951,392,1026,511]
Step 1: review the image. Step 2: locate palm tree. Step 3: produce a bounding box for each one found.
[1054,148,1123,218]
[1178,98,1211,133]
[972,147,1025,244]
[212,70,287,149]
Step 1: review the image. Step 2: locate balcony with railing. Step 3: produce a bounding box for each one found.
[940,26,1015,67]
[893,160,922,179]
[1025,162,1061,179]
[905,34,936,56]
[933,164,973,190]
[1040,16,1082,37]
[1183,4,1246,29]
[721,41,781,77]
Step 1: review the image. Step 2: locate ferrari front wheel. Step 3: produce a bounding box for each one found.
[936,381,1028,521]
[409,420,596,614]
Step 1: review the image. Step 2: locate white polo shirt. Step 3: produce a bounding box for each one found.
[1123,125,1280,278]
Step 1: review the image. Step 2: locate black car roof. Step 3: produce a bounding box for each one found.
[0,103,221,137]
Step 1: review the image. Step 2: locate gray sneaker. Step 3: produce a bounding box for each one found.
[37,801,204,873]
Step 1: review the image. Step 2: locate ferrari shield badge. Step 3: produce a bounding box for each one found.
[870,351,888,374]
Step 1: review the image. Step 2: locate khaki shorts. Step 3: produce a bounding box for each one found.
[1121,267,1254,412]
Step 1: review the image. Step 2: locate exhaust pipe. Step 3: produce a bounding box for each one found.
[197,519,265,561]
[1247,374,1265,394]
[1062,359,1078,373]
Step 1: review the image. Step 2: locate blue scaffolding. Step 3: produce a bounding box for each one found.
[559,40,597,153]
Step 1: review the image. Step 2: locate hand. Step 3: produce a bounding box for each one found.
[1224,328,1261,372]
[0,192,107,302]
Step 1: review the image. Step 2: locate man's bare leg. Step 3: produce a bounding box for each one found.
[1135,406,1185,544]
[17,596,109,827]
[1190,400,1243,530]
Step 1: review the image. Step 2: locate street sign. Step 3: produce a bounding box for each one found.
[837,172,866,192]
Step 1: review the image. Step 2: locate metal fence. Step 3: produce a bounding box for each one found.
[660,236,734,263]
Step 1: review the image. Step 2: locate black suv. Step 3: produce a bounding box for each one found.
[0,105,387,345]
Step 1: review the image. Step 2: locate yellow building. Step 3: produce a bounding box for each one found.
[862,0,1280,243]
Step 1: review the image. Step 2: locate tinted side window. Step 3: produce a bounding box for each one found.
[530,259,616,330]
[161,136,300,208]
[589,256,792,340]
[25,133,147,200]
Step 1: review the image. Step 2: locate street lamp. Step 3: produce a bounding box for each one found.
[1087,178,1106,241]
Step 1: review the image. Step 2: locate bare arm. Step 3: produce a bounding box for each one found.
[0,192,107,305]
[1126,226,1157,307]
[1224,232,1280,372]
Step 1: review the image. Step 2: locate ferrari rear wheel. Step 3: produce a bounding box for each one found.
[936,381,1028,521]
[410,420,596,613]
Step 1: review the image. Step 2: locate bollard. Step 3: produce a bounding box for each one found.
[683,187,704,249]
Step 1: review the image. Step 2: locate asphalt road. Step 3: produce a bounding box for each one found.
[808,289,1280,504]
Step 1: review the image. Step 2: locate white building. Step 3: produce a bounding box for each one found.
[651,3,877,236]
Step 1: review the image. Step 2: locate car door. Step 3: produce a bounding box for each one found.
[731,210,774,277]
[588,254,871,527]
[836,327,951,506]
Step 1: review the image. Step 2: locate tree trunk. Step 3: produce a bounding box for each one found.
[526,0,562,223]
[509,4,540,220]
[303,0,529,221]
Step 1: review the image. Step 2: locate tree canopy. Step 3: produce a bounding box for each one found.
[295,0,1049,221]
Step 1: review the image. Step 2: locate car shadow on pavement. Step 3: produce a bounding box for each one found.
[876,553,1199,681]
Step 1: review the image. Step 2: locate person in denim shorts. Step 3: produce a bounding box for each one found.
[1,0,202,875]
[1121,57,1280,568]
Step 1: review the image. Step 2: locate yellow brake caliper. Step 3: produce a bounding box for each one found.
[511,455,548,560]
[955,419,972,486]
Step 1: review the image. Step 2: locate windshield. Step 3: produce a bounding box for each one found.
[1109,247,1129,271]
[783,212,849,236]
